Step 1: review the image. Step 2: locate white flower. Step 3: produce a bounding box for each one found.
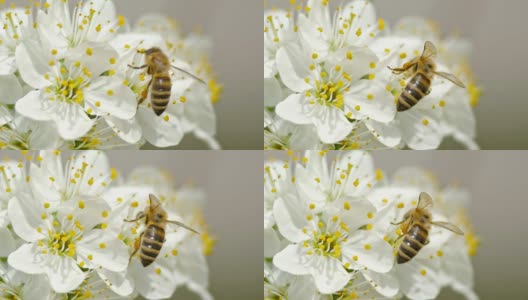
[0,115,62,150]
[264,152,479,300]
[36,0,122,57]
[15,40,136,140]
[264,113,321,150]
[0,8,35,75]
[0,262,55,300]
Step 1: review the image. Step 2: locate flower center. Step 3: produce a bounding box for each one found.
[47,71,87,105]
[304,216,349,258]
[37,217,83,257]
[313,80,345,108]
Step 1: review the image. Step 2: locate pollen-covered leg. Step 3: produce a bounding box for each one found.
[129,232,144,264]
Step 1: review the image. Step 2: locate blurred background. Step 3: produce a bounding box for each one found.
[7,0,262,149]
[266,150,528,300]
[266,0,528,149]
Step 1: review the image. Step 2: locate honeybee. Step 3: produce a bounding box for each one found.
[128,47,206,116]
[124,194,199,267]
[392,192,464,264]
[388,41,466,112]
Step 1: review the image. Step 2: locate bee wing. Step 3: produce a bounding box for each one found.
[148,194,162,210]
[167,220,200,234]
[434,71,466,88]
[171,65,207,85]
[417,192,433,209]
[422,41,437,59]
[432,221,464,235]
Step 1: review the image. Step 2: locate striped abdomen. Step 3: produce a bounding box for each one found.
[150,73,172,116]
[397,72,431,112]
[140,224,165,267]
[397,220,430,264]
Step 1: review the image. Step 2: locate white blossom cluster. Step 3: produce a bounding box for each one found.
[0,0,221,150]
[264,151,480,299]
[0,150,215,299]
[264,0,480,150]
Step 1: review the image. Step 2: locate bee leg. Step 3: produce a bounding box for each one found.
[426,89,431,95]
[128,64,148,70]
[138,80,152,106]
[124,211,145,222]
[128,231,144,264]
[391,219,406,226]
[393,233,405,244]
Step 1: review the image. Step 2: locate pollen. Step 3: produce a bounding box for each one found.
[397,202,405,209]
[437,250,443,257]
[51,49,58,55]
[364,244,371,250]
[99,243,106,249]
[78,200,85,209]
[400,52,407,59]
[420,269,427,276]
[180,96,187,103]
[422,119,429,126]
[44,202,50,209]
[41,213,47,220]
[311,53,318,59]
[86,48,93,56]
[369,62,376,69]
[346,51,353,60]
[118,15,126,26]
[439,100,446,107]
[106,90,114,96]
[309,203,315,210]
[343,201,351,210]
[163,115,170,122]
[155,268,161,275]
[172,249,178,256]
[367,212,374,219]
[87,254,93,260]
[131,201,139,208]
[367,94,374,100]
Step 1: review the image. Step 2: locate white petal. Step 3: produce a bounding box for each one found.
[264,76,284,107]
[130,259,182,299]
[36,9,69,57]
[342,231,394,273]
[398,109,443,150]
[15,41,51,89]
[297,13,329,56]
[67,43,117,81]
[7,194,46,242]
[396,259,441,300]
[84,76,137,119]
[365,119,402,148]
[104,116,142,144]
[77,230,128,272]
[137,106,184,147]
[29,152,65,205]
[312,106,353,143]
[363,269,399,297]
[276,44,313,92]
[97,269,135,296]
[345,81,396,123]
[275,93,312,125]
[21,274,54,300]
[310,255,349,294]
[0,105,13,126]
[264,227,284,258]
[15,90,52,121]
[8,243,45,274]
[54,103,95,140]
[0,227,16,256]
[273,244,312,276]
[0,75,23,104]
[45,255,86,293]
[273,195,309,243]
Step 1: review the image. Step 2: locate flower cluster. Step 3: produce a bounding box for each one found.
[264,151,479,299]
[0,150,214,299]
[0,0,221,150]
[264,0,480,150]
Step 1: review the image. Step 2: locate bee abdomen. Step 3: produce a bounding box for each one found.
[397,73,431,112]
[150,74,172,116]
[140,224,165,267]
[396,224,428,264]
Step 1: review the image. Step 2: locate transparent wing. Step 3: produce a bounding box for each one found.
[435,71,466,88]
[432,221,464,235]
[421,41,437,59]
[148,194,162,210]
[171,65,207,85]
[167,220,200,234]
[417,192,433,209]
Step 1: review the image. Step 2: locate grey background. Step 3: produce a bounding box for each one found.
[267,0,528,149]
[2,150,263,299]
[7,0,262,149]
[266,150,528,300]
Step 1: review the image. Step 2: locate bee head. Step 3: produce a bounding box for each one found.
[145,47,162,55]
